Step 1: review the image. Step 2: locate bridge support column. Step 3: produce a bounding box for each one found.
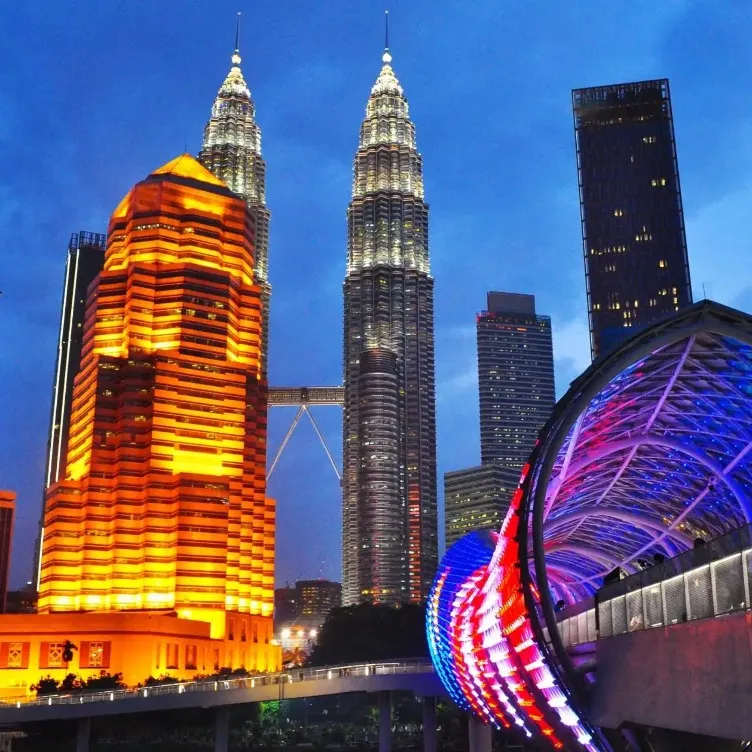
[378,690,392,752]
[422,696,437,752]
[468,714,492,752]
[214,707,230,752]
[76,717,91,752]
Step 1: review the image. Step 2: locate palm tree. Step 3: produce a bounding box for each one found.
[62,640,78,670]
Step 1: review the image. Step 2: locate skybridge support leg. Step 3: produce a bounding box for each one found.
[214,707,230,752]
[379,690,392,752]
[422,696,437,752]
[468,714,492,752]
[76,717,91,752]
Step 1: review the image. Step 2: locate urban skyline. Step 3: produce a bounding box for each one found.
[1,2,750,591]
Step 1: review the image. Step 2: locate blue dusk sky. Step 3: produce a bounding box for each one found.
[1,1,750,589]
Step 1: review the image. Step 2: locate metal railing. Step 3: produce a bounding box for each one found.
[0,660,434,711]
[557,523,752,647]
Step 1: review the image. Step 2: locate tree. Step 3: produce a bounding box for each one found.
[82,671,126,691]
[62,640,77,668]
[31,676,60,696]
[306,603,428,666]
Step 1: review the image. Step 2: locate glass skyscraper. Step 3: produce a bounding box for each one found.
[444,464,516,549]
[573,79,692,360]
[199,39,271,378]
[478,292,556,472]
[33,231,106,588]
[342,44,437,606]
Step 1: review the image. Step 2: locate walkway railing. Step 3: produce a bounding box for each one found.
[557,523,752,647]
[0,660,434,711]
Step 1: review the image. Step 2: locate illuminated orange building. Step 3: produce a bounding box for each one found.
[31,155,276,674]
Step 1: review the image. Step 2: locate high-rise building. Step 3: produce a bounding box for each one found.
[297,579,342,617]
[199,35,271,378]
[573,79,692,360]
[342,42,437,606]
[444,464,517,548]
[0,492,15,613]
[33,231,106,588]
[38,155,275,646]
[478,293,556,475]
[274,586,299,626]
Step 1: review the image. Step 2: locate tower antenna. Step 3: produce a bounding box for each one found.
[384,9,389,52]
[235,11,241,54]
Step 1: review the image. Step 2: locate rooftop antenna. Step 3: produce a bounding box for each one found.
[383,10,392,64]
[702,283,707,299]
[232,12,242,65]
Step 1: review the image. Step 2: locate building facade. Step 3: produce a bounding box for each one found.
[0,492,15,614]
[443,464,518,548]
[478,293,556,476]
[573,79,692,360]
[342,45,437,606]
[37,157,276,667]
[33,231,106,588]
[199,41,271,378]
[274,586,298,626]
[297,579,342,617]
[0,611,276,697]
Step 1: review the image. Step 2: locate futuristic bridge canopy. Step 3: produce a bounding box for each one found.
[428,301,752,752]
[535,301,752,603]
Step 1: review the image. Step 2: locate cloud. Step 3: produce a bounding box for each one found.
[553,317,592,396]
[686,180,752,313]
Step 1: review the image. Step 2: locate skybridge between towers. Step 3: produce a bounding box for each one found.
[266,386,344,482]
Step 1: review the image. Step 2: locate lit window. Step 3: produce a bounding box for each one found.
[47,643,64,668]
[88,642,104,667]
[185,644,197,670]
[659,260,666,268]
[7,643,23,668]
[166,643,179,669]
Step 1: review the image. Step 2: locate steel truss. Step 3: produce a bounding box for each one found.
[267,386,343,482]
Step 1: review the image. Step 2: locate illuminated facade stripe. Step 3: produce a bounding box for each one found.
[38,156,274,643]
[342,46,437,606]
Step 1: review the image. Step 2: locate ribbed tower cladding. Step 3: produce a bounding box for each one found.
[38,155,275,647]
[199,23,271,378]
[342,33,437,606]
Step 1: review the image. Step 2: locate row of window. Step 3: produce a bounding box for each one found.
[0,641,109,670]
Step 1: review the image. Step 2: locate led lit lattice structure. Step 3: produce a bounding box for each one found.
[428,301,752,750]
[38,156,274,638]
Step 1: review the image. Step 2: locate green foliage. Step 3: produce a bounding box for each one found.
[83,671,125,691]
[306,603,428,667]
[142,674,181,686]
[31,671,125,696]
[30,675,61,695]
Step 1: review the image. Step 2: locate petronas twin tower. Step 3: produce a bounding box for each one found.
[200,28,437,606]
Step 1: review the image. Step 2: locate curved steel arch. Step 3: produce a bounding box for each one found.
[427,301,752,751]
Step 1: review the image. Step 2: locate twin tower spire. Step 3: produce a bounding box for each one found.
[199,14,437,607]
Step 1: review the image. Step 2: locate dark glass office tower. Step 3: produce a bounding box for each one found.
[444,464,517,548]
[0,492,15,613]
[342,45,437,606]
[33,231,106,587]
[478,293,556,473]
[573,79,692,360]
[199,40,271,378]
